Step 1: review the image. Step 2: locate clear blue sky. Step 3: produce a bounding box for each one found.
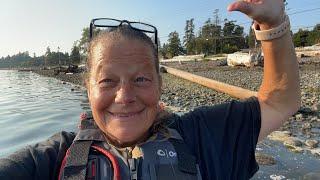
[1,0,319,57]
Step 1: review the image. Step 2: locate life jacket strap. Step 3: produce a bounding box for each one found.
[62,140,93,180]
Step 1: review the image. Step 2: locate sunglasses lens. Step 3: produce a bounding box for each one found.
[130,22,155,33]
[94,19,121,27]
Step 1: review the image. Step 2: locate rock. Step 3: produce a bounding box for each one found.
[303,172,320,180]
[255,153,276,165]
[299,107,313,114]
[301,123,312,132]
[305,140,319,148]
[310,148,320,157]
[312,103,320,111]
[268,131,292,142]
[295,113,304,121]
[71,88,75,91]
[62,81,66,84]
[302,123,312,130]
[284,137,303,147]
[290,146,304,153]
[310,117,318,123]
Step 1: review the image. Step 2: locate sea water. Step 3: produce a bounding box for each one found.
[0,70,88,157]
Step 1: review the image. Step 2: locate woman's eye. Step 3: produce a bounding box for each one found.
[99,79,115,87]
[135,77,150,83]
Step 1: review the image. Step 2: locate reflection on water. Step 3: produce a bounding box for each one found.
[0,70,90,157]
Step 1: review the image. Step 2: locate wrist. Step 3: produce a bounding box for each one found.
[252,14,290,41]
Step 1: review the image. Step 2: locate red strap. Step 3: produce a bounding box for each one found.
[58,145,121,180]
[91,145,121,180]
[58,149,70,180]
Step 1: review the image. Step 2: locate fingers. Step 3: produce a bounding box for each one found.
[227,1,257,16]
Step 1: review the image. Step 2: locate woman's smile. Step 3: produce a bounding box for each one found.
[106,108,145,121]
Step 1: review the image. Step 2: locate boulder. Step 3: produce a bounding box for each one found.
[255,153,276,165]
[305,140,319,149]
[268,131,292,142]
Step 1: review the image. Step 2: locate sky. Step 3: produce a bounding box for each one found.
[0,0,320,57]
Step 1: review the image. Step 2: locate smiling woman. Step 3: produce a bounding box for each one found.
[87,29,162,147]
[0,0,301,179]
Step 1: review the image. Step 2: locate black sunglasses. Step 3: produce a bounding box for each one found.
[89,18,158,51]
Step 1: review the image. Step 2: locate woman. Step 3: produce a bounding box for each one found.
[0,0,300,179]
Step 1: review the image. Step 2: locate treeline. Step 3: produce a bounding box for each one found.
[160,17,320,59]
[0,46,81,69]
[293,24,320,47]
[160,18,255,59]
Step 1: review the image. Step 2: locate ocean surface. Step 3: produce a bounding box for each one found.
[0,70,89,157]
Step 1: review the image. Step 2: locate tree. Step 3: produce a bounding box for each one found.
[293,29,309,47]
[183,18,196,55]
[78,27,90,55]
[222,20,246,53]
[199,18,222,55]
[247,24,256,49]
[45,47,51,56]
[159,43,169,59]
[78,27,102,55]
[70,45,81,65]
[167,31,183,58]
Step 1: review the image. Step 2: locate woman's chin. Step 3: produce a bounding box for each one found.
[106,127,147,147]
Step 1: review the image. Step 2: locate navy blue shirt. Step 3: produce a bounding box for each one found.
[0,97,260,180]
[170,97,261,179]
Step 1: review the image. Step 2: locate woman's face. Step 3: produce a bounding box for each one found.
[88,37,161,146]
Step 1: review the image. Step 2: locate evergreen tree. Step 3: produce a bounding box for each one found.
[70,45,81,65]
[167,31,183,58]
[183,18,196,55]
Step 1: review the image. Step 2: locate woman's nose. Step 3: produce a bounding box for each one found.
[114,83,135,104]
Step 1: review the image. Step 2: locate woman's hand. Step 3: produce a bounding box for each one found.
[227,0,285,30]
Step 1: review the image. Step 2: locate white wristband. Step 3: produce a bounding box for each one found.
[252,14,290,41]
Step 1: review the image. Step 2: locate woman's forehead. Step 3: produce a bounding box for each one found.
[91,38,154,65]
[90,38,157,75]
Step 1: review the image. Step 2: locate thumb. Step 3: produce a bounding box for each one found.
[227,1,257,17]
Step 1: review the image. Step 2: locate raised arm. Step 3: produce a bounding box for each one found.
[228,0,301,141]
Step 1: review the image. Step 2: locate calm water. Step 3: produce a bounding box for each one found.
[0,70,89,157]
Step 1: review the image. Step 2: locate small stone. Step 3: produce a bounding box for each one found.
[284,137,303,147]
[268,131,291,142]
[71,88,75,91]
[302,122,312,130]
[312,103,320,111]
[293,147,304,153]
[311,117,318,123]
[305,140,319,148]
[295,113,304,121]
[310,148,320,157]
[299,107,313,114]
[255,153,276,166]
